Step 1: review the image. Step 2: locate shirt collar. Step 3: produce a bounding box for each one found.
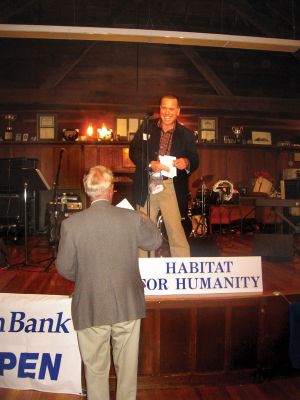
[91,199,109,206]
[157,118,176,134]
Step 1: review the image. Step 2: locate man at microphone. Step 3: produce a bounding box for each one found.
[129,94,199,257]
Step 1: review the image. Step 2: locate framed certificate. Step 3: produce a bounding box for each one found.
[37,114,57,140]
[199,117,218,143]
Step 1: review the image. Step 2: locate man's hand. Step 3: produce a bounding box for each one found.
[139,211,150,221]
[149,160,170,173]
[173,157,190,170]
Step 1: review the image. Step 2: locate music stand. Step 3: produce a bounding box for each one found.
[10,168,50,269]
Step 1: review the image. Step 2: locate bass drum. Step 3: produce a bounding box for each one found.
[190,214,208,237]
[157,213,192,242]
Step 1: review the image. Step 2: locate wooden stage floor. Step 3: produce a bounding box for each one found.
[1,232,300,400]
[1,232,300,297]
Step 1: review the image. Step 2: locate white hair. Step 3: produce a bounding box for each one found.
[83,165,114,198]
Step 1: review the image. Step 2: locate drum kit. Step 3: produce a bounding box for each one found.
[157,175,239,241]
[188,174,213,238]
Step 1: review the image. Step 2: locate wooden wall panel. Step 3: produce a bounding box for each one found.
[196,307,226,372]
[0,143,296,201]
[231,305,259,369]
[0,145,10,159]
[82,145,99,173]
[190,145,294,199]
[259,298,290,370]
[139,309,159,375]
[98,146,115,170]
[226,148,250,187]
[58,146,82,188]
[160,308,191,373]
[136,296,296,385]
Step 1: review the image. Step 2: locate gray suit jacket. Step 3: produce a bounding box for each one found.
[56,200,162,330]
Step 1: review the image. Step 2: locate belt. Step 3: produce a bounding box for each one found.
[162,176,173,180]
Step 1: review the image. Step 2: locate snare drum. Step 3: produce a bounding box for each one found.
[157,213,192,242]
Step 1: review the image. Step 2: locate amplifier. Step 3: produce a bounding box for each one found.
[283,168,300,179]
[46,203,81,244]
[57,193,81,202]
[66,202,82,210]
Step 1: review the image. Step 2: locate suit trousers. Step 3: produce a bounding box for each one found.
[139,179,190,257]
[77,319,141,400]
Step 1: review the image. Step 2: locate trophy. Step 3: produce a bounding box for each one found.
[232,126,243,144]
[3,114,17,140]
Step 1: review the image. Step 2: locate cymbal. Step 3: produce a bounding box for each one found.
[192,175,214,187]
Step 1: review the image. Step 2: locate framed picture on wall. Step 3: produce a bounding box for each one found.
[199,117,218,142]
[37,114,57,140]
[22,133,29,142]
[252,131,272,145]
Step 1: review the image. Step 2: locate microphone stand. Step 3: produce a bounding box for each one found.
[144,115,152,258]
[43,149,65,272]
[10,168,50,270]
[10,181,32,268]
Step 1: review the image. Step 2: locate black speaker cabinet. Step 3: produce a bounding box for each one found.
[0,158,38,192]
[284,179,300,199]
[251,233,294,261]
[0,194,22,225]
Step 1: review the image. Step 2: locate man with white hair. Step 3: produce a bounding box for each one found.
[56,165,162,400]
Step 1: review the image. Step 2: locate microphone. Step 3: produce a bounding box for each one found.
[143,112,154,120]
[142,113,153,141]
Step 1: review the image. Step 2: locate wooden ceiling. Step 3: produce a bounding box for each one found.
[0,0,299,119]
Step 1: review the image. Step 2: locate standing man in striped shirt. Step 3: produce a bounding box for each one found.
[130,95,199,257]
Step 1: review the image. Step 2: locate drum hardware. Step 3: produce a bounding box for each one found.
[192,174,214,188]
[156,174,212,241]
[189,177,209,238]
[211,180,235,204]
[157,212,192,243]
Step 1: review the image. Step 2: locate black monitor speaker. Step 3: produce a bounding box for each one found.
[284,179,300,199]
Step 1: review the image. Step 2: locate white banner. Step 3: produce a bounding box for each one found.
[0,293,82,395]
[139,256,263,296]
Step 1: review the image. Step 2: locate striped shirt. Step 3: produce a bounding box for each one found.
[157,119,176,156]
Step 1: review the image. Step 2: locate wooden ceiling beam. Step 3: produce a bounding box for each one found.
[229,0,285,38]
[40,0,132,89]
[155,13,233,96]
[40,43,96,89]
[0,0,38,22]
[181,47,232,96]
[0,24,299,52]
[264,0,295,28]
[229,0,300,64]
